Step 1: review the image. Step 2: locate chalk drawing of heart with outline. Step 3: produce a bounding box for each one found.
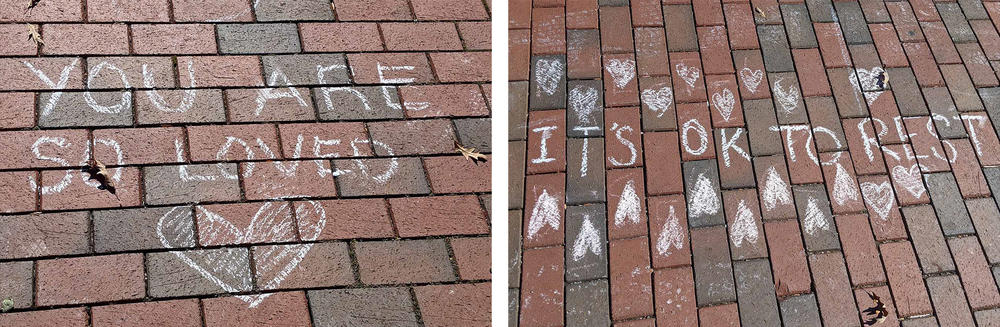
[157,200,327,308]
[711,88,735,121]
[534,59,563,96]
[891,164,925,199]
[855,67,885,91]
[675,63,701,89]
[606,59,636,89]
[641,86,673,118]
[739,67,763,93]
[860,181,894,220]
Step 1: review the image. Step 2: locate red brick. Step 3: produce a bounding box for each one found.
[698,303,739,327]
[648,194,690,268]
[856,174,908,242]
[605,107,644,168]
[424,156,490,193]
[277,122,372,159]
[880,241,933,318]
[882,144,930,206]
[950,236,1000,310]
[523,173,565,248]
[607,168,648,240]
[792,48,832,97]
[779,125,822,184]
[869,23,908,68]
[819,152,866,214]
[566,0,598,29]
[698,26,733,75]
[93,127,184,165]
[765,219,811,297]
[645,132,684,195]
[944,138,991,198]
[836,214,886,286]
[692,0,724,26]
[885,2,924,42]
[653,267,698,327]
[814,23,852,68]
[671,52,707,103]
[451,237,490,280]
[853,287,901,327]
[510,29,531,81]
[810,252,861,326]
[0,0,82,22]
[754,155,797,220]
[509,0,531,28]
[400,84,489,118]
[843,118,888,175]
[92,299,202,327]
[957,43,1000,88]
[42,167,141,210]
[724,4,759,50]
[414,283,490,326]
[243,160,338,200]
[971,20,1000,61]
[254,242,354,289]
[0,212,89,259]
[0,308,88,327]
[430,51,490,82]
[0,171,37,213]
[609,237,654,320]
[867,92,905,145]
[196,201,299,245]
[457,22,489,50]
[178,56,263,88]
[631,0,663,27]
[0,57,85,91]
[532,7,566,55]
[750,0,781,24]
[87,0,168,21]
[203,291,312,327]
[391,195,488,237]
[171,0,253,22]
[297,199,394,240]
[410,0,488,20]
[327,0,413,20]
[0,24,38,55]
[921,22,961,64]
[41,24,128,55]
[37,253,144,305]
[300,23,382,52]
[567,29,601,79]
[382,22,463,51]
[706,75,743,128]
[603,54,640,107]
[733,50,771,99]
[131,24,216,54]
[635,28,670,77]
[187,124,281,162]
[961,112,1000,166]
[904,117,950,173]
[527,109,566,174]
[600,7,634,54]
[903,43,945,87]
[519,246,564,326]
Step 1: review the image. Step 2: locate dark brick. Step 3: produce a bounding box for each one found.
[566,280,611,326]
[887,67,930,117]
[924,172,975,235]
[509,210,522,288]
[782,4,817,48]
[529,55,567,110]
[968,198,1000,264]
[263,54,347,86]
[691,226,735,306]
[309,287,419,326]
[147,248,251,297]
[567,138,606,204]
[900,204,956,274]
[0,212,90,260]
[734,259,781,326]
[743,99,783,156]
[38,91,133,127]
[941,65,985,112]
[926,275,976,326]
[0,261,33,309]
[683,159,724,227]
[217,24,301,54]
[926,87,968,138]
[333,157,431,196]
[566,80,605,136]
[794,184,840,251]
[806,0,835,22]
[565,204,608,282]
[769,72,808,124]
[938,3,977,43]
[758,25,795,72]
[715,128,755,189]
[354,239,455,284]
[780,294,822,327]
[664,5,697,52]
[315,86,404,120]
[94,206,194,252]
[143,164,241,205]
[835,1,872,44]
[810,252,862,326]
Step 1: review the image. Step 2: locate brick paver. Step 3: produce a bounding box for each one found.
[510,0,1000,326]
[0,1,491,325]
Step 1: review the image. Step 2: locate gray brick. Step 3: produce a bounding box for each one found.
[509,141,526,209]
[926,87,968,139]
[901,205,956,274]
[758,25,795,72]
[86,56,175,89]
[769,72,808,124]
[136,89,227,125]
[827,68,869,118]
[354,239,455,284]
[566,280,611,326]
[529,55,567,110]
[986,167,1000,205]
[743,99,783,156]
[217,23,302,54]
[924,172,974,235]
[780,294,822,327]
[308,287,419,327]
[664,5,697,52]
[887,68,930,116]
[980,87,1000,139]
[937,3,976,43]
[782,4,818,48]
[805,0,836,22]
[333,157,430,196]
[941,65,984,112]
[926,275,976,326]
[902,316,939,327]
[734,259,781,326]
[315,86,405,120]
[959,0,990,20]
[147,248,253,297]
[835,1,872,44]
[567,138,606,205]
[683,159,724,227]
[93,206,195,253]
[509,210,522,288]
[809,252,859,326]
[0,261,33,309]
[976,307,1000,325]
[263,54,348,86]
[805,96,848,152]
[599,0,628,6]
[455,118,491,152]
[715,129,755,190]
[639,76,676,131]
[254,0,334,21]
[510,81,529,140]
[793,184,840,251]
[39,91,133,127]
[567,80,604,137]
[508,288,519,327]
[691,226,735,306]
[565,204,608,282]
[967,198,1000,264]
[143,164,241,205]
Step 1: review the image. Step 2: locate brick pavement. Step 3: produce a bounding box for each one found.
[510,0,1000,326]
[0,0,491,326]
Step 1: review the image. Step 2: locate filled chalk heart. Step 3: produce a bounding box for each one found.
[641,86,673,118]
[605,59,636,89]
[534,59,563,96]
[157,201,327,308]
[675,63,701,89]
[891,164,925,199]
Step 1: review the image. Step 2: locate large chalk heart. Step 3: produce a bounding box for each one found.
[534,59,564,96]
[891,164,925,199]
[860,181,894,220]
[157,201,327,308]
[605,59,636,89]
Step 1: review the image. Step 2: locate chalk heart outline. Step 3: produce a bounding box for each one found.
[675,63,701,89]
[641,86,673,118]
[855,67,885,91]
[860,181,894,220]
[739,67,763,93]
[156,200,328,308]
[711,89,735,121]
[891,164,925,198]
[606,59,636,89]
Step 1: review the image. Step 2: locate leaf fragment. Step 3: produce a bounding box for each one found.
[455,141,488,164]
[754,6,766,18]
[26,24,42,45]
[82,158,119,200]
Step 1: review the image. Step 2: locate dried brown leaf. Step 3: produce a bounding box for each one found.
[26,24,42,45]
[455,141,488,164]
